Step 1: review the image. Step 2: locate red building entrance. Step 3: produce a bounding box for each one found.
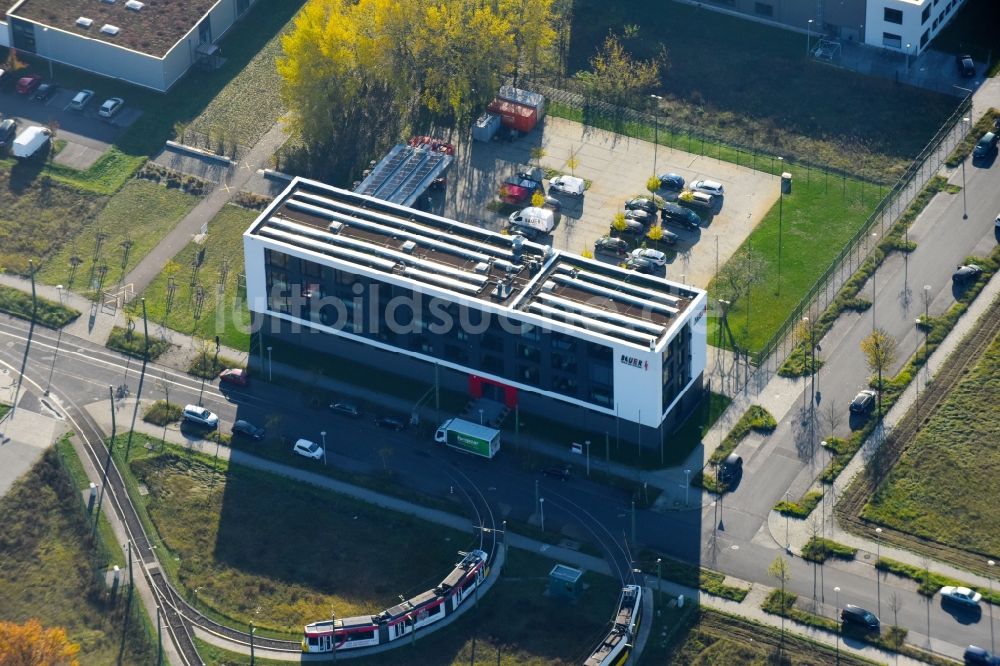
[468,375,518,408]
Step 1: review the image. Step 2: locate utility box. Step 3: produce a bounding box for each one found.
[548,564,583,599]
[472,113,501,142]
[781,172,792,194]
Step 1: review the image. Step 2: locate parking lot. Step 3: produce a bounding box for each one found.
[0,79,140,169]
[443,115,778,288]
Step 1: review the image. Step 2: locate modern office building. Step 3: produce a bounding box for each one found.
[0,0,259,91]
[243,177,708,448]
[689,0,966,55]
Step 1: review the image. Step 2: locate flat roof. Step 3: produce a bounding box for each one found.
[9,0,216,57]
[249,179,702,348]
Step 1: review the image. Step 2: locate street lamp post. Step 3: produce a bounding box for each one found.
[905,43,912,72]
[777,157,784,295]
[585,439,590,477]
[834,586,841,663]
[656,558,662,607]
[650,94,663,175]
[988,560,996,654]
[249,621,255,665]
[923,285,932,383]
[806,19,814,56]
[784,491,791,552]
[321,431,327,466]
[266,346,273,381]
[684,468,691,505]
[45,285,64,395]
[961,117,970,219]
[875,527,883,617]
[539,498,545,532]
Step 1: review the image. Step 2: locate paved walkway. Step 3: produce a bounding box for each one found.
[121,120,290,295]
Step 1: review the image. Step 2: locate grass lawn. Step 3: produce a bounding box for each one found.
[861,328,1000,556]
[659,608,877,666]
[195,550,620,666]
[139,204,257,350]
[0,168,105,276]
[706,164,878,353]
[118,435,475,636]
[565,0,958,180]
[36,179,200,292]
[0,445,154,664]
[185,7,299,150]
[0,284,79,328]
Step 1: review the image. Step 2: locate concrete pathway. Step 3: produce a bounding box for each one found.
[121,119,289,295]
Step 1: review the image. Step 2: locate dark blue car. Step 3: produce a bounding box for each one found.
[659,172,685,191]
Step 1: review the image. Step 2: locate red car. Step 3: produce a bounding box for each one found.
[218,368,249,387]
[16,75,42,95]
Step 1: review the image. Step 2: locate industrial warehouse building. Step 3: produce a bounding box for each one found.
[243,177,708,448]
[0,0,259,91]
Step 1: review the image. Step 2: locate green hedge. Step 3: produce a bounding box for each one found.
[876,557,1000,604]
[774,490,823,518]
[639,551,749,602]
[761,590,840,632]
[106,326,172,360]
[187,351,240,379]
[143,400,182,426]
[0,285,79,328]
[801,537,857,563]
[695,404,775,493]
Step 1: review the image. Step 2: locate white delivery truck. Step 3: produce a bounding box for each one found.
[12,126,51,159]
[434,418,501,459]
[508,206,555,234]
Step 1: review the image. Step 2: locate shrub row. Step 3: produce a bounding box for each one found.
[640,552,749,602]
[233,191,273,210]
[0,285,79,329]
[137,163,208,196]
[143,400,182,426]
[876,557,1000,604]
[106,326,173,360]
[187,351,240,379]
[800,537,857,563]
[694,405,776,493]
[945,108,1000,168]
[774,490,823,518]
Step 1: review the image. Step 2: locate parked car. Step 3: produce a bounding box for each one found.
[631,247,667,267]
[952,264,983,284]
[841,604,880,631]
[678,190,716,211]
[98,97,124,118]
[219,368,249,387]
[690,179,725,196]
[0,119,17,152]
[995,213,1000,229]
[182,404,219,428]
[15,74,42,95]
[719,453,743,484]
[293,438,324,460]
[542,465,570,480]
[374,415,407,431]
[653,227,679,245]
[625,197,658,215]
[69,89,94,110]
[940,586,982,608]
[661,202,701,230]
[232,419,265,441]
[972,132,998,160]
[658,172,685,192]
[33,82,58,102]
[624,208,657,226]
[849,389,877,414]
[613,218,646,235]
[957,54,976,78]
[330,401,362,417]
[594,236,629,257]
[964,645,1000,666]
[625,256,656,274]
[549,174,585,196]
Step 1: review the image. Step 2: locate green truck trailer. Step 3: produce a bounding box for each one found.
[434,418,501,459]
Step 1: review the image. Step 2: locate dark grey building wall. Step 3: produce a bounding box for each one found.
[697,0,866,37]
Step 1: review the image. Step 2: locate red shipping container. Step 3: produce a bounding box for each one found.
[486,98,538,133]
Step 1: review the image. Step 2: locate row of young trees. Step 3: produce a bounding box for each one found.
[277,0,559,180]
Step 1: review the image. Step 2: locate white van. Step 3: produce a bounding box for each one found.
[11,126,51,159]
[508,206,555,233]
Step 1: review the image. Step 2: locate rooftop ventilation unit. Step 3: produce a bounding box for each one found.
[326,221,343,234]
[76,16,93,27]
[125,0,144,9]
[100,24,120,36]
[541,280,556,292]
[401,240,417,254]
[474,262,490,274]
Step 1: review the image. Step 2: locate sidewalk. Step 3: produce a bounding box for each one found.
[769,270,1000,591]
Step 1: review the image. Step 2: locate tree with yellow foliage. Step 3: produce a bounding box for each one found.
[0,619,80,666]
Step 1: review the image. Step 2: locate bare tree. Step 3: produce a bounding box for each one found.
[715,245,767,308]
[821,399,843,439]
[769,555,792,659]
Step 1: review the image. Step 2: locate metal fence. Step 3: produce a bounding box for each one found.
[526,80,972,394]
